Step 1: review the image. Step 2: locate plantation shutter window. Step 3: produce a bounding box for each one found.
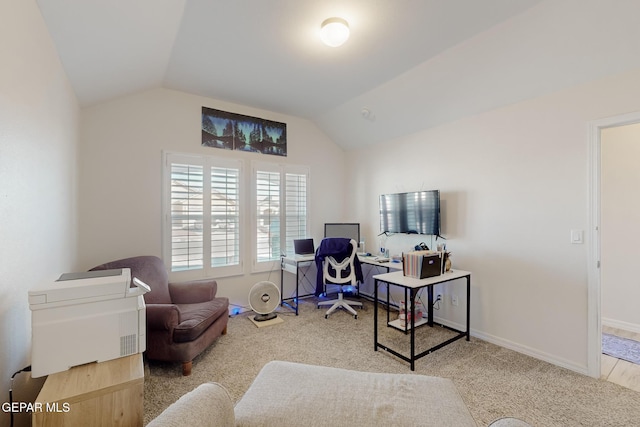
[211,167,240,267]
[165,153,308,277]
[285,172,308,256]
[170,163,204,271]
[253,163,309,272]
[255,170,281,263]
[164,153,243,278]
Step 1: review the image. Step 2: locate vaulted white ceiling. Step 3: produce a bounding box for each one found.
[36,0,640,150]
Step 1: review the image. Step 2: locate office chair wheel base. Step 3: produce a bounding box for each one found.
[325,314,329,319]
[354,315,358,319]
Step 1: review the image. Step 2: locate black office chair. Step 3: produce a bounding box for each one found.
[315,238,363,319]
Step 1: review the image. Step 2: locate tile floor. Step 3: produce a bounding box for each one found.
[601,325,640,392]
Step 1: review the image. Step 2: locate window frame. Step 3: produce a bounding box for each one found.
[252,161,310,273]
[162,151,244,279]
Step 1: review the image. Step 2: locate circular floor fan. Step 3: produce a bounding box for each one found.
[248,281,281,322]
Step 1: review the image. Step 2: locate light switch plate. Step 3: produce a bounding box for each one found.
[571,229,583,244]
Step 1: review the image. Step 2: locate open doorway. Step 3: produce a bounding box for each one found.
[588,112,640,389]
[599,122,640,390]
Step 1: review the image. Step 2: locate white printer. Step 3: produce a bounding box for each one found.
[28,268,150,378]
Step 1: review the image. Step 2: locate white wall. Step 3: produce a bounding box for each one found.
[0,1,79,424]
[601,123,640,331]
[346,68,640,373]
[79,87,346,307]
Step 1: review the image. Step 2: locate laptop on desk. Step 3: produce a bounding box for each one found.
[293,238,315,260]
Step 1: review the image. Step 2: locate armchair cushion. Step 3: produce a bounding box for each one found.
[173,299,229,343]
[169,279,217,304]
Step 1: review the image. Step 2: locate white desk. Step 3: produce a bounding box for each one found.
[356,255,402,300]
[373,269,471,370]
[358,255,403,271]
[280,254,316,315]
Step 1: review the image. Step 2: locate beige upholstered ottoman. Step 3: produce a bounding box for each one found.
[149,360,478,427]
[234,360,476,427]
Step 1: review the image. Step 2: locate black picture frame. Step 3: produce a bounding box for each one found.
[202,106,287,156]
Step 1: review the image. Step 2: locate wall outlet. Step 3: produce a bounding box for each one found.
[451,294,459,306]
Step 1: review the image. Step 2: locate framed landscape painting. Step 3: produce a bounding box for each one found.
[202,107,287,156]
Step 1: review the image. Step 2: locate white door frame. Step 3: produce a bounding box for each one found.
[587,110,640,377]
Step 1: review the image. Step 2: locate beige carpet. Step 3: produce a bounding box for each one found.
[144,298,640,426]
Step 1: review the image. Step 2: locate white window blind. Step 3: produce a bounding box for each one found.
[255,170,281,263]
[211,167,240,267]
[170,163,204,271]
[285,172,308,256]
[165,153,242,277]
[253,163,309,271]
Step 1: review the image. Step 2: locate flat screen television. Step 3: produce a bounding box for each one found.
[379,190,440,236]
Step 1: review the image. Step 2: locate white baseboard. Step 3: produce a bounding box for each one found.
[432,315,464,331]
[430,316,587,375]
[376,310,587,376]
[602,317,640,334]
[470,329,589,376]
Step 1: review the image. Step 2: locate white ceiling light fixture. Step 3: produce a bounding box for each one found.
[320,17,350,47]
